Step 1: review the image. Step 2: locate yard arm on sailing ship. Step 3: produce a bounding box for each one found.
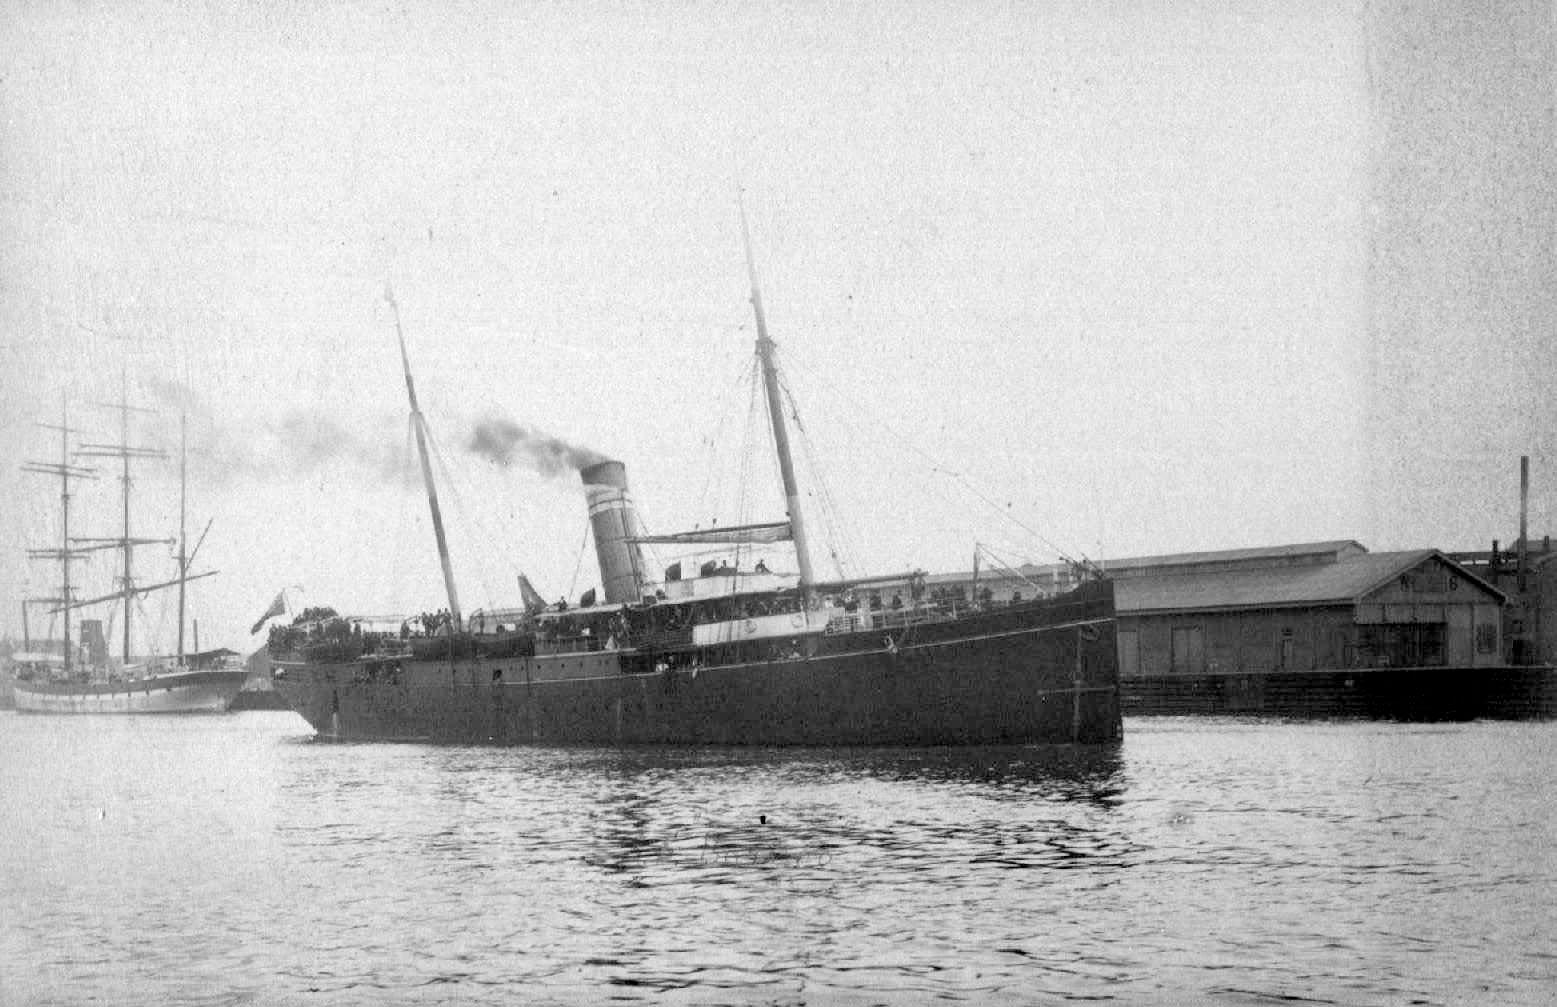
[19,401,98,679]
[61,398,216,676]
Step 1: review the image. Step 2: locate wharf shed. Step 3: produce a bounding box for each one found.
[1113,549,1506,679]
[921,541,1542,718]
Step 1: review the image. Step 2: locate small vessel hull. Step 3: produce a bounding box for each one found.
[13,669,250,715]
[274,588,1121,746]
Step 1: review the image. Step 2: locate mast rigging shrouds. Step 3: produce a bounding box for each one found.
[386,284,463,631]
[740,199,816,598]
[74,382,166,665]
[21,396,98,674]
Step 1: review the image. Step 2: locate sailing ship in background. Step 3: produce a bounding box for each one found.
[12,395,249,714]
[270,215,1121,745]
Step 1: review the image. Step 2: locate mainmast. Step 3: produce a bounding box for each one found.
[22,396,98,674]
[169,412,214,666]
[386,285,463,631]
[741,201,816,598]
[74,383,169,666]
[176,413,187,664]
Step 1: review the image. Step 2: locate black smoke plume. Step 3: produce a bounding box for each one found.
[467,418,606,478]
[140,378,404,485]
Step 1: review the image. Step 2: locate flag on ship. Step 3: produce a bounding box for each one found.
[251,591,287,633]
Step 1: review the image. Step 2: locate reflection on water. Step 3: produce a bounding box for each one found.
[581,744,1132,893]
[2,713,1554,1005]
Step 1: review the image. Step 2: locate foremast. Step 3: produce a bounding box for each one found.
[741,203,817,603]
[177,414,188,662]
[21,397,98,674]
[386,285,463,632]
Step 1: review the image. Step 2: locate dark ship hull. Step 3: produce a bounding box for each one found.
[276,235,1122,747]
[273,582,1119,746]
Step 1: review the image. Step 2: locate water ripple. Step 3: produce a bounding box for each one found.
[2,713,1555,1004]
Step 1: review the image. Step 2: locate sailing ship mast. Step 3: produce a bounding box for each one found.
[36,387,218,672]
[386,285,463,632]
[72,383,170,666]
[21,397,98,674]
[177,413,187,662]
[172,414,214,666]
[741,202,817,601]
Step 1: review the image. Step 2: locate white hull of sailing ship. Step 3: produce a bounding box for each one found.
[13,668,249,714]
[22,392,230,717]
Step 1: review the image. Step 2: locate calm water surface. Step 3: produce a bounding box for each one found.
[1,711,1553,1005]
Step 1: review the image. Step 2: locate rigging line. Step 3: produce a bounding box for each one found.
[781,384,840,576]
[735,354,766,571]
[775,369,857,580]
[627,490,664,581]
[566,517,591,602]
[132,593,158,659]
[693,351,763,525]
[104,603,118,657]
[774,367,849,577]
[720,354,763,534]
[976,542,1042,589]
[778,362,1039,568]
[385,413,421,617]
[793,414,854,580]
[424,417,513,612]
[782,352,1081,565]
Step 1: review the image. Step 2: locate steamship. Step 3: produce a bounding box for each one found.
[269,225,1121,745]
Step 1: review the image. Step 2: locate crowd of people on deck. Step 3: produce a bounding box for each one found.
[400,609,454,638]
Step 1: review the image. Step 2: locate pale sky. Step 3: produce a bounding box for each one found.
[1,1,1551,655]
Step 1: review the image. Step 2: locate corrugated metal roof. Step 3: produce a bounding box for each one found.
[921,539,1367,586]
[1114,550,1503,613]
[1096,539,1366,571]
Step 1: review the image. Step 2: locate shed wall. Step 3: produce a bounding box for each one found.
[1119,607,1356,678]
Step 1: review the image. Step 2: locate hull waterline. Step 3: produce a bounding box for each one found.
[274,589,1121,746]
[14,669,251,715]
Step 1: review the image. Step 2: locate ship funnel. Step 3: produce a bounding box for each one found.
[581,460,648,604]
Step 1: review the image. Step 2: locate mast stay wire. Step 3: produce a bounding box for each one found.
[422,410,517,615]
[775,364,859,581]
[566,518,591,603]
[383,413,421,619]
[691,349,767,529]
[780,350,1085,568]
[378,413,425,620]
[734,354,769,573]
[130,593,166,664]
[976,542,1045,590]
[769,358,987,570]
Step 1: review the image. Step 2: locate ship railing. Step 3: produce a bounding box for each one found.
[534,632,626,656]
[823,606,949,636]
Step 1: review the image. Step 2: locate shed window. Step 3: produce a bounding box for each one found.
[1476,623,1498,655]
